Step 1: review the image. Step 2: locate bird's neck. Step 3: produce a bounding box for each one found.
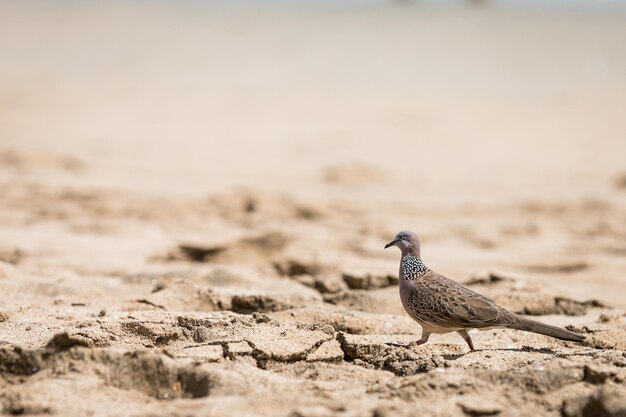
[401,253,429,281]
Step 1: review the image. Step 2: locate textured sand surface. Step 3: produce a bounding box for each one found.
[1,2,625,416]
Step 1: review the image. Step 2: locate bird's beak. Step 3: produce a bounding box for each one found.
[384,239,399,249]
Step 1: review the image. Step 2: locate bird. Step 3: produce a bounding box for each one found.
[384,230,585,351]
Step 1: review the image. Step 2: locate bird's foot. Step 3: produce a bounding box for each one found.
[457,330,475,351]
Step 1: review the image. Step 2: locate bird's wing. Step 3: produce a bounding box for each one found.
[409,272,516,329]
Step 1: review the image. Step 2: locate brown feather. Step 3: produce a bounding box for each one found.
[408,271,516,329]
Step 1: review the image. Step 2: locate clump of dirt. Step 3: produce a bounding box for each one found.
[464,272,515,286]
[342,272,397,290]
[177,244,226,262]
[562,386,626,417]
[0,248,24,265]
[518,296,605,316]
[273,258,323,277]
[337,332,446,376]
[161,232,288,264]
[231,294,302,314]
[46,333,92,350]
[490,290,606,317]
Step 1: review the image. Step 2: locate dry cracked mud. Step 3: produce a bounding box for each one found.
[2,2,626,416]
[1,167,624,417]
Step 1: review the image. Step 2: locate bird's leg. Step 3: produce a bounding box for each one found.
[386,331,430,348]
[457,330,475,351]
[414,331,430,346]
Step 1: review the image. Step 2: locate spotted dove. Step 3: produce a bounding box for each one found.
[385,230,585,351]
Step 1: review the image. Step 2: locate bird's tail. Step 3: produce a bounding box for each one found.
[508,317,585,342]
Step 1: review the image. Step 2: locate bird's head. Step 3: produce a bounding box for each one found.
[384,230,421,256]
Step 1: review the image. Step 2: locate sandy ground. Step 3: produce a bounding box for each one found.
[1,2,626,416]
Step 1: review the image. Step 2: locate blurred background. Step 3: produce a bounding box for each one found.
[2,0,625,199]
[1,0,625,305]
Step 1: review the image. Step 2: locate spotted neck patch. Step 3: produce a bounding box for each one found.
[401,254,429,280]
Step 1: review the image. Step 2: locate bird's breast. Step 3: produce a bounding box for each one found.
[399,279,417,318]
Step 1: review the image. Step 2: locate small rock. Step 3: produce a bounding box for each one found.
[193,327,210,343]
[458,396,502,416]
[465,272,514,286]
[0,248,24,265]
[178,344,223,362]
[306,339,343,362]
[239,232,288,254]
[253,312,272,323]
[178,243,226,262]
[231,294,296,314]
[518,296,603,317]
[562,386,626,417]
[289,405,336,417]
[296,323,335,335]
[372,404,402,417]
[292,204,323,220]
[98,310,107,317]
[342,274,369,290]
[46,332,92,350]
[562,395,589,417]
[291,274,317,288]
[314,276,346,294]
[342,273,395,290]
[122,321,181,346]
[274,259,321,277]
[432,355,446,368]
[336,332,438,376]
[2,393,53,415]
[0,312,9,322]
[246,325,333,365]
[226,341,253,358]
[584,364,618,384]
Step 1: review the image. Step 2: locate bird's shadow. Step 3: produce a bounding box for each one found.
[443,346,557,361]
